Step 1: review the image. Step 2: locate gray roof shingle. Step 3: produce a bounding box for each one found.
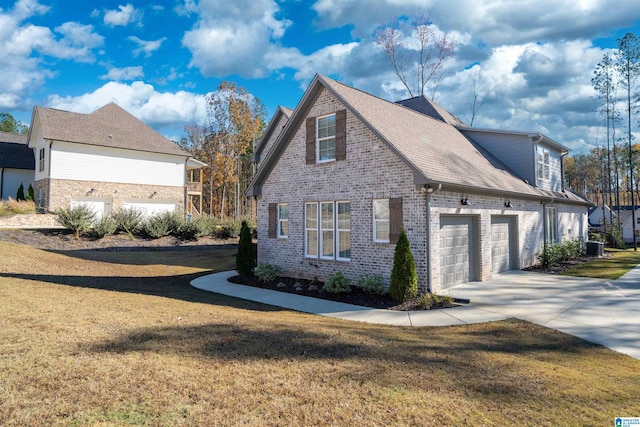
[0,131,34,169]
[33,103,189,157]
[250,74,588,205]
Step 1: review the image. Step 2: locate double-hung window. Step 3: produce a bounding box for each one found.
[305,201,350,261]
[277,204,289,238]
[317,114,336,162]
[537,146,550,181]
[39,148,45,172]
[373,199,390,242]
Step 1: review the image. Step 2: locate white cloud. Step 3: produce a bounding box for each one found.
[174,0,198,17]
[103,4,141,27]
[46,81,207,130]
[182,0,291,78]
[128,36,166,57]
[0,0,103,109]
[100,66,144,81]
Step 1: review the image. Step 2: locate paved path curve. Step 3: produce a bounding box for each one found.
[191,266,640,360]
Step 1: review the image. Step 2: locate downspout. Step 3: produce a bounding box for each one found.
[0,168,4,199]
[184,158,188,219]
[560,152,567,192]
[47,140,53,212]
[425,183,442,293]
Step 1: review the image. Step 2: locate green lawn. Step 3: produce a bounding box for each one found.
[561,247,640,279]
[1,240,640,426]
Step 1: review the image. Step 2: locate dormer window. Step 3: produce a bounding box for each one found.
[317,114,336,162]
[537,146,550,181]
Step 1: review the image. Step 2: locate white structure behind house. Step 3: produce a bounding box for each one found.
[0,132,34,200]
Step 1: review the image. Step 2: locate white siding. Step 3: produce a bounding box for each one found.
[535,143,563,192]
[29,119,49,181]
[50,141,185,187]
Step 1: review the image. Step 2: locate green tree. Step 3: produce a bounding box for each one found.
[16,183,25,201]
[616,32,640,250]
[389,226,418,302]
[235,220,255,276]
[26,184,34,202]
[0,113,28,134]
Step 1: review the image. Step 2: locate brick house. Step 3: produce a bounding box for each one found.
[247,74,590,293]
[27,103,205,218]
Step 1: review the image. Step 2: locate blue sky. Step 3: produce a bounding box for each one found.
[2,0,640,153]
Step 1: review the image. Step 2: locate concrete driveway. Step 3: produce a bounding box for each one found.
[447,266,640,360]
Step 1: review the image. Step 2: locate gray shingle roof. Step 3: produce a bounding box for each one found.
[0,131,34,169]
[33,103,189,157]
[249,74,588,205]
[396,96,467,126]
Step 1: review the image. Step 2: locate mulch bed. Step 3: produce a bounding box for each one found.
[228,275,458,311]
[523,253,611,274]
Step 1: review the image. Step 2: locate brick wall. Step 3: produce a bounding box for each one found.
[36,178,183,212]
[258,87,427,289]
[257,87,588,293]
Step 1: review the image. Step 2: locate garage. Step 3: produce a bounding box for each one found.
[491,216,514,274]
[70,197,112,220]
[439,216,475,288]
[123,199,179,218]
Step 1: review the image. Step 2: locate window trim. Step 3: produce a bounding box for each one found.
[305,200,351,261]
[537,146,550,181]
[373,199,390,243]
[336,201,351,261]
[38,148,45,172]
[277,203,289,239]
[316,113,336,163]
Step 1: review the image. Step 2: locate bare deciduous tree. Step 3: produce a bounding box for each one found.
[375,14,454,100]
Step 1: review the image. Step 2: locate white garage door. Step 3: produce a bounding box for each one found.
[491,216,513,274]
[122,200,178,218]
[70,197,112,221]
[440,216,474,288]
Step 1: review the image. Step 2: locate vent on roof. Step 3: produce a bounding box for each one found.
[108,134,113,138]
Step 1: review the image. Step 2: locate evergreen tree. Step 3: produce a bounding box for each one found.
[26,184,34,202]
[16,183,25,201]
[236,220,255,276]
[389,226,418,302]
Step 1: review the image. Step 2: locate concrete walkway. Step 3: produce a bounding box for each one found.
[190,266,640,359]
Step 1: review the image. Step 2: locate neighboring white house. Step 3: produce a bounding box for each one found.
[27,102,204,217]
[611,207,640,244]
[247,74,591,293]
[0,132,34,200]
[588,205,617,227]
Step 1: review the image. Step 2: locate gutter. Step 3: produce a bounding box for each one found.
[424,183,442,293]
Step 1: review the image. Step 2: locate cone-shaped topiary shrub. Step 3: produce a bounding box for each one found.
[236,220,255,276]
[16,183,25,201]
[389,226,418,302]
[26,184,34,202]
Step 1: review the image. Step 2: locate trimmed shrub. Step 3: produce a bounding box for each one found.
[389,226,418,302]
[355,274,387,296]
[112,208,144,236]
[538,237,584,267]
[92,214,118,239]
[219,218,243,239]
[56,204,95,239]
[255,263,278,283]
[144,211,181,238]
[16,183,25,201]
[236,220,255,276]
[26,184,34,202]
[190,215,219,237]
[177,220,200,240]
[417,293,454,310]
[323,271,351,294]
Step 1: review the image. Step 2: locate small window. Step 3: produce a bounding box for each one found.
[277,204,289,238]
[373,199,390,242]
[636,217,640,225]
[39,148,45,172]
[317,114,336,162]
[537,146,550,181]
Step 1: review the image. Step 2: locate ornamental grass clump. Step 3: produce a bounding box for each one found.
[255,263,279,283]
[322,272,351,294]
[389,226,418,302]
[92,214,118,239]
[56,204,95,239]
